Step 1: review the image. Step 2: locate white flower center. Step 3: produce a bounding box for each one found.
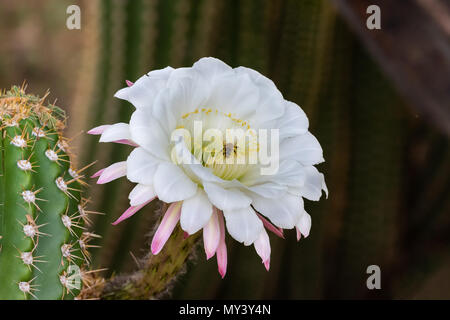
[174,108,258,181]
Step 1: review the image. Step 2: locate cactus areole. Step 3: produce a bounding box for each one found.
[0,86,93,299]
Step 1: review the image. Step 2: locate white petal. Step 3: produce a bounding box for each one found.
[205,72,260,122]
[192,57,232,80]
[126,147,160,185]
[223,206,263,246]
[129,109,170,160]
[254,228,271,265]
[280,132,324,165]
[96,161,127,184]
[153,162,197,203]
[180,189,213,235]
[234,66,283,100]
[114,67,173,110]
[234,66,285,127]
[296,211,312,237]
[129,184,156,206]
[153,69,211,132]
[297,166,327,201]
[99,123,132,143]
[203,209,221,259]
[251,193,304,229]
[278,101,309,139]
[203,182,251,211]
[246,182,287,198]
[240,160,305,190]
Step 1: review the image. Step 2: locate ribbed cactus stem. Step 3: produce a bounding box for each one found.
[99,223,200,300]
[0,86,93,300]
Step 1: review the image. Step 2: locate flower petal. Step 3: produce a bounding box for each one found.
[129,184,156,206]
[112,199,154,225]
[205,72,260,122]
[203,182,251,211]
[99,123,132,143]
[91,168,104,178]
[96,161,127,184]
[280,132,324,166]
[192,57,232,80]
[292,166,327,201]
[257,213,284,239]
[223,206,263,246]
[254,228,271,270]
[180,189,213,235]
[216,210,227,278]
[296,211,312,238]
[151,202,182,255]
[112,139,139,147]
[234,66,285,127]
[87,125,110,135]
[114,67,173,110]
[129,109,170,160]
[278,101,309,139]
[203,208,220,259]
[295,227,302,241]
[240,160,305,191]
[251,193,304,229]
[126,147,160,185]
[153,162,198,203]
[152,69,211,132]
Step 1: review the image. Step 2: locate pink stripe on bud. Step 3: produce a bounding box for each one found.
[203,208,220,260]
[216,210,227,278]
[91,168,105,178]
[254,229,271,271]
[96,161,127,184]
[87,125,111,135]
[112,199,153,225]
[257,213,284,239]
[151,202,182,255]
[125,80,134,87]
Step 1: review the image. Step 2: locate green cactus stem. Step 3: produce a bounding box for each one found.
[0,86,94,300]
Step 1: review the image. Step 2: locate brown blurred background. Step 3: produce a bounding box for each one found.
[1,0,449,299]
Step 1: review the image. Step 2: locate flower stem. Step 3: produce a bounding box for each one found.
[96,224,200,300]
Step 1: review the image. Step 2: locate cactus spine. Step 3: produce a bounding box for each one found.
[0,86,92,299]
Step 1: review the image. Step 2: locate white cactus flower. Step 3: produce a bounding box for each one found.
[89,57,327,277]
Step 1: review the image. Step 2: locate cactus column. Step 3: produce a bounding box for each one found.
[0,86,92,300]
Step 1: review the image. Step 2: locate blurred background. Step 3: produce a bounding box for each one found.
[0,0,449,299]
